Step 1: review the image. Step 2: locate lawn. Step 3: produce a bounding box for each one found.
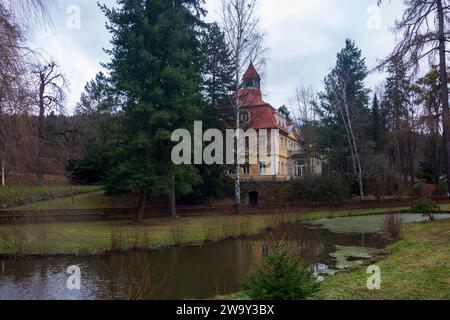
[219,219,450,300]
[7,190,137,210]
[0,185,101,209]
[317,219,450,300]
[0,207,412,255]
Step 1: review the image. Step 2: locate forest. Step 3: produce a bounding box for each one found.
[0,0,449,219]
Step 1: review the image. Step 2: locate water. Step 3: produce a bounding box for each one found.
[0,219,393,300]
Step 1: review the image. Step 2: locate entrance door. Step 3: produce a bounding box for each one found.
[248,191,259,205]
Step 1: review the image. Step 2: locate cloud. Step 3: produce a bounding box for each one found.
[29,0,404,113]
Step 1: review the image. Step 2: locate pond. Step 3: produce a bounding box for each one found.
[0,213,448,300]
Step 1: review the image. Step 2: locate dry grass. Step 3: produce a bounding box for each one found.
[169,222,185,246]
[383,214,404,240]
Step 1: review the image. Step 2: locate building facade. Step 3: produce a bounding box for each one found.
[235,64,322,182]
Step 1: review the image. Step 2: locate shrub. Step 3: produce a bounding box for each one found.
[436,179,448,196]
[411,198,440,221]
[412,181,426,197]
[288,175,351,202]
[368,176,399,200]
[243,242,320,300]
[169,222,185,246]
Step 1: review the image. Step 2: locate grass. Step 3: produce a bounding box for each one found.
[7,190,137,211]
[317,219,450,300]
[217,219,450,300]
[0,207,409,255]
[0,185,101,209]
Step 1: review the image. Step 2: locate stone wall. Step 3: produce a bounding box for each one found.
[241,181,293,204]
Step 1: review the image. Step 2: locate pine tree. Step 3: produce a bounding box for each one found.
[243,241,320,300]
[200,22,234,109]
[372,94,383,151]
[382,57,411,183]
[100,0,205,222]
[318,39,370,199]
[278,105,291,120]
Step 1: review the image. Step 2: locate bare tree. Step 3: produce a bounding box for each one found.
[292,84,318,145]
[31,61,67,184]
[0,0,53,27]
[377,0,450,195]
[329,77,365,200]
[220,0,266,214]
[0,0,54,187]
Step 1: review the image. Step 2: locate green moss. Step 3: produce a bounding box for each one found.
[329,246,378,270]
[309,213,450,234]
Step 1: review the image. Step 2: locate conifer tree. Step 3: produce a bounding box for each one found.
[100,0,205,222]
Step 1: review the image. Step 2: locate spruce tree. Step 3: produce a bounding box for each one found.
[382,57,411,183]
[318,39,370,197]
[100,0,205,222]
[372,94,382,151]
[200,22,234,109]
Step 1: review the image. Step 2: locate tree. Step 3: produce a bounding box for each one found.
[76,72,118,116]
[382,57,411,185]
[372,94,383,151]
[243,240,320,300]
[0,0,55,186]
[200,22,234,108]
[378,0,450,195]
[292,84,318,145]
[100,0,205,222]
[413,67,443,188]
[277,105,291,120]
[31,61,66,184]
[220,0,266,214]
[0,0,52,25]
[319,39,370,200]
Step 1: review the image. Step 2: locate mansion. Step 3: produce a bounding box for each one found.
[233,64,322,181]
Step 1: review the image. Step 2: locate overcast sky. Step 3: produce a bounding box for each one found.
[29,0,405,113]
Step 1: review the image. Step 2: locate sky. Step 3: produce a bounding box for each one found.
[29,0,405,113]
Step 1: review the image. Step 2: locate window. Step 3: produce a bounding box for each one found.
[294,160,307,177]
[259,161,267,175]
[241,112,250,123]
[243,164,250,175]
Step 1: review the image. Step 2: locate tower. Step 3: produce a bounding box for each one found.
[242,63,261,89]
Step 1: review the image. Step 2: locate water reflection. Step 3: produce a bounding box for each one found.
[0,222,391,300]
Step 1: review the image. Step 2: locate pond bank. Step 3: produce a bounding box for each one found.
[0,207,422,257]
[219,219,450,300]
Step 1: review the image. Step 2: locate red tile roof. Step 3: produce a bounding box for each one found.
[239,88,289,133]
[221,64,301,137]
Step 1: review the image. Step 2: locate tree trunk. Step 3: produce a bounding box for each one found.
[234,67,241,214]
[136,191,148,224]
[1,158,4,187]
[37,81,45,185]
[437,0,450,197]
[169,172,177,218]
[433,129,440,190]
